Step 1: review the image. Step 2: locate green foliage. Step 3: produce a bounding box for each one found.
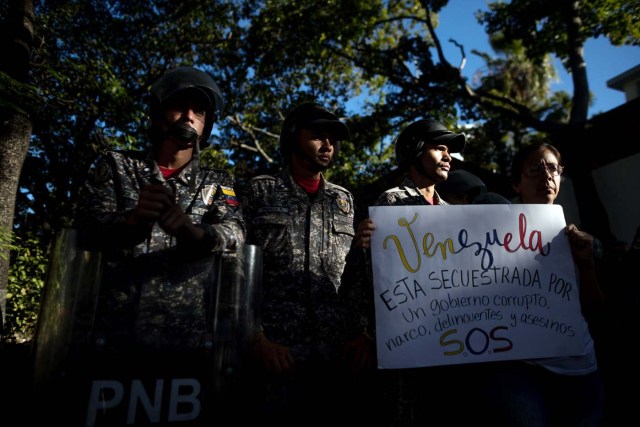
[464,32,570,171]
[0,229,18,261]
[4,234,48,343]
[0,70,43,116]
[200,146,232,170]
[589,0,640,45]
[478,0,639,63]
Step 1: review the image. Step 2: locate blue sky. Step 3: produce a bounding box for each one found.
[437,1,640,119]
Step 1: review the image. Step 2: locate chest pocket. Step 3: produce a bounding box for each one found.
[330,219,355,265]
[332,220,354,238]
[330,220,354,256]
[251,213,292,264]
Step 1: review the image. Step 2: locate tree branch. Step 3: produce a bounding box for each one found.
[227,114,276,164]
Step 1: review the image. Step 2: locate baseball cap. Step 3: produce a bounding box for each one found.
[284,102,349,140]
[398,119,466,154]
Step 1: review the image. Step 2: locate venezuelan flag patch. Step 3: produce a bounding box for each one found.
[221,185,239,206]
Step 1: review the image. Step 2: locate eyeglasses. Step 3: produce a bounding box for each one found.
[524,163,564,177]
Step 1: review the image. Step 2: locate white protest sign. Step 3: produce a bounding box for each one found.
[369,204,588,369]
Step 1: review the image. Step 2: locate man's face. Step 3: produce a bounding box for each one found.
[415,143,453,184]
[292,127,338,173]
[162,93,207,146]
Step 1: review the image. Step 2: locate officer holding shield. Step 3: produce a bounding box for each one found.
[75,66,245,350]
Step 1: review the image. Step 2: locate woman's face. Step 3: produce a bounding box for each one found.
[514,148,564,205]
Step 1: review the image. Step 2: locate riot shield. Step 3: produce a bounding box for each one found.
[32,228,104,392]
[31,228,262,426]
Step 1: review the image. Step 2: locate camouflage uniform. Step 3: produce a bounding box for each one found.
[376,176,450,206]
[241,168,355,356]
[340,175,451,427]
[75,149,245,350]
[239,167,359,424]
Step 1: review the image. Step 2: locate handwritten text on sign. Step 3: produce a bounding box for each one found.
[369,204,588,369]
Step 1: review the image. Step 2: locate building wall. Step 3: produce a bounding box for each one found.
[592,152,640,244]
[621,79,640,102]
[556,152,640,246]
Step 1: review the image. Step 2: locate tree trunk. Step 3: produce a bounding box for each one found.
[0,0,35,333]
[0,113,32,331]
[565,1,589,124]
[561,0,615,245]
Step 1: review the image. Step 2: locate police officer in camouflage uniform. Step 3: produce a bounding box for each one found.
[347,119,467,341]
[241,102,361,425]
[75,66,245,351]
[344,119,468,426]
[376,118,465,207]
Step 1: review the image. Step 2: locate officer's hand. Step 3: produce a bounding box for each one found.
[343,333,376,375]
[354,218,376,249]
[128,184,174,225]
[157,203,201,239]
[253,333,295,374]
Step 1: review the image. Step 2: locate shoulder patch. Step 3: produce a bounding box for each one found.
[336,195,351,214]
[220,185,239,206]
[202,184,217,205]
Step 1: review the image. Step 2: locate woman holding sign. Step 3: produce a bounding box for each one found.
[487,142,605,426]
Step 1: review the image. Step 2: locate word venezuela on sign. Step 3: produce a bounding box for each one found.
[369,204,587,369]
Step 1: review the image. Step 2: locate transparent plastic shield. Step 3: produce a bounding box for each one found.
[211,244,262,398]
[32,228,104,391]
[32,230,262,426]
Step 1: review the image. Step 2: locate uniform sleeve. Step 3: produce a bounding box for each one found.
[239,180,255,238]
[196,171,246,252]
[340,245,376,339]
[238,177,267,247]
[340,201,375,339]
